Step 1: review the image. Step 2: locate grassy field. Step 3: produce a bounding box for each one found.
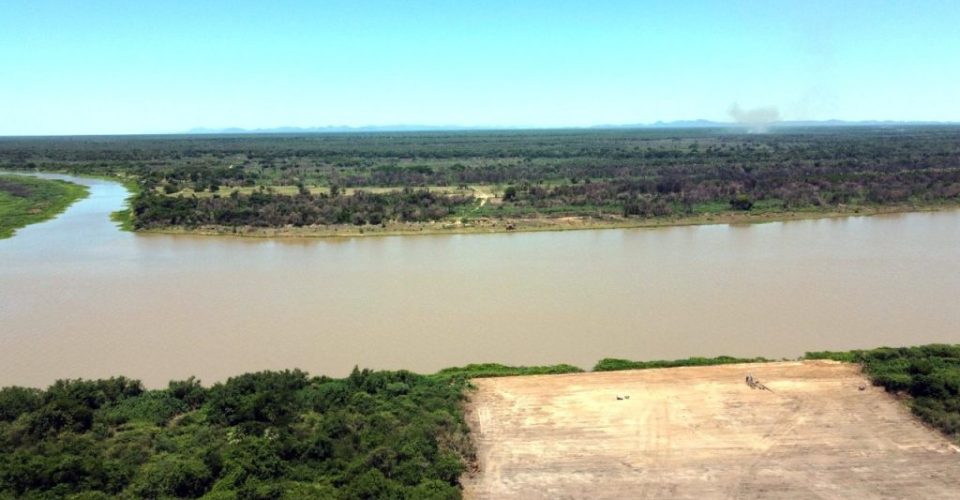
[0,175,88,239]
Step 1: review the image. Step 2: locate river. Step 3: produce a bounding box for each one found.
[1,173,959,388]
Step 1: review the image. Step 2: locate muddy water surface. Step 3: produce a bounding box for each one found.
[2,173,959,387]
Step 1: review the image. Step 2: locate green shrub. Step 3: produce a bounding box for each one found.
[0,387,43,422]
[593,355,770,372]
[432,363,583,380]
[129,454,213,498]
[98,391,187,426]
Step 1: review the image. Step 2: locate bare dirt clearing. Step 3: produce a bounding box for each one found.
[463,361,960,499]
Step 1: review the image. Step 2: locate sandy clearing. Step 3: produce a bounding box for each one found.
[470,186,495,209]
[462,361,960,499]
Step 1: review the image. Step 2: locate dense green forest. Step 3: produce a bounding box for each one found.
[131,188,472,229]
[2,126,959,230]
[0,175,88,239]
[2,347,959,498]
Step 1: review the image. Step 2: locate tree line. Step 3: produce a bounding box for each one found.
[132,188,473,228]
[3,127,960,228]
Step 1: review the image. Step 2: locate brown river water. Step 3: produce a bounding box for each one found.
[2,173,959,388]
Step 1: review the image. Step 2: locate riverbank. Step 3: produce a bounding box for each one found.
[0,174,89,238]
[14,168,957,240]
[5,171,960,393]
[0,170,139,232]
[1,346,958,499]
[142,200,960,239]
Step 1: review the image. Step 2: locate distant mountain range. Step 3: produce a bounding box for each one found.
[186,120,956,134]
[598,119,955,129]
[186,125,482,134]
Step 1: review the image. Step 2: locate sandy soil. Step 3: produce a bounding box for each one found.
[462,361,960,499]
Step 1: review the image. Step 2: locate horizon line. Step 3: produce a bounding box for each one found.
[2,119,959,138]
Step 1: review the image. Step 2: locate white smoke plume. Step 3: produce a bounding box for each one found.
[728,103,781,133]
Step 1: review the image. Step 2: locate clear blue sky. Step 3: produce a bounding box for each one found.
[2,0,958,135]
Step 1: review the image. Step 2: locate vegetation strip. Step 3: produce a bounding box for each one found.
[0,175,88,239]
[3,127,960,237]
[593,355,772,372]
[1,347,958,498]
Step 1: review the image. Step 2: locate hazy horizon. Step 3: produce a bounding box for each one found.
[2,0,958,135]
[4,119,959,139]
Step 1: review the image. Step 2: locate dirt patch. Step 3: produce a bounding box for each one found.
[463,361,960,499]
[0,178,33,197]
[470,186,496,208]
